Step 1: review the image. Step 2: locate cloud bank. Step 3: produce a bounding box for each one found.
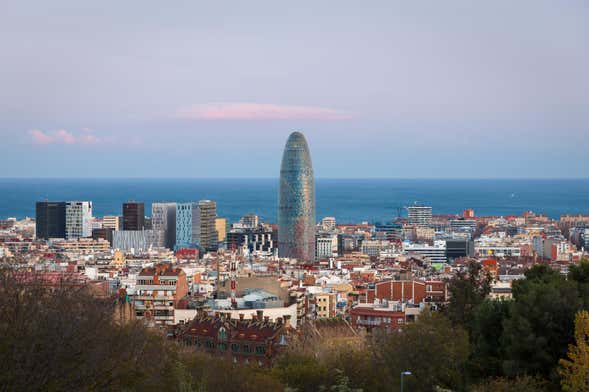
[175,103,352,121]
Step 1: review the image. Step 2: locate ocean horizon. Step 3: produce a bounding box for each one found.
[1,178,587,223]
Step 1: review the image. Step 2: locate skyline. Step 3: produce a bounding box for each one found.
[2,1,588,178]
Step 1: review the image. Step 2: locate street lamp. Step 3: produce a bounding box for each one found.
[400,371,412,392]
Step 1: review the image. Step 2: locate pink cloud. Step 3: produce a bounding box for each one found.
[175,103,352,121]
[28,128,101,145]
[55,129,76,144]
[29,129,54,145]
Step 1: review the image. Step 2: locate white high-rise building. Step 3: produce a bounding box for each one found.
[65,201,93,239]
[407,205,432,226]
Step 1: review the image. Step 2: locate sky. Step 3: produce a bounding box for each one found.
[1,0,588,178]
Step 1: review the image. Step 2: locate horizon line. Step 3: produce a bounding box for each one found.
[0,176,588,181]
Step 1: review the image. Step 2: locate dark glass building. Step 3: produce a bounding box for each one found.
[122,201,145,230]
[36,201,66,239]
[278,131,315,261]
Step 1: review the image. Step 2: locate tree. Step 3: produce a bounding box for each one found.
[374,311,469,392]
[502,265,582,381]
[469,299,511,380]
[559,310,589,392]
[470,375,549,392]
[445,261,492,330]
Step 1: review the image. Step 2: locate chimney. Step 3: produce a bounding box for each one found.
[239,313,244,321]
[264,316,270,323]
[276,317,283,325]
[256,310,264,321]
[283,315,291,328]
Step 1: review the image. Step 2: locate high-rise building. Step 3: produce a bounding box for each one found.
[35,201,66,239]
[278,131,316,261]
[175,200,218,252]
[407,205,432,226]
[198,200,218,252]
[65,201,93,239]
[151,202,177,249]
[122,201,145,230]
[215,217,227,243]
[176,202,200,249]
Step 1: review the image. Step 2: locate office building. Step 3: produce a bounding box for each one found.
[65,201,93,239]
[445,239,475,261]
[152,202,177,249]
[278,131,316,261]
[112,229,158,251]
[240,213,259,229]
[176,202,200,249]
[407,205,432,226]
[316,234,338,260]
[215,218,227,243]
[122,201,145,230]
[35,201,66,239]
[175,200,218,252]
[102,215,120,231]
[198,200,218,252]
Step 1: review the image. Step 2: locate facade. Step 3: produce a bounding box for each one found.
[321,217,336,231]
[198,200,218,252]
[112,229,158,251]
[134,264,189,326]
[151,202,177,249]
[240,213,259,229]
[316,234,338,260]
[122,202,145,230]
[445,239,475,261]
[215,218,227,243]
[176,202,200,249]
[179,311,291,366]
[403,240,447,263]
[175,201,217,251]
[102,215,120,231]
[65,201,93,239]
[278,131,316,261]
[227,225,276,253]
[35,201,66,239]
[407,205,433,226]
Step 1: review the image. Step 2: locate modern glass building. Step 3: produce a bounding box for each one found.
[278,131,316,261]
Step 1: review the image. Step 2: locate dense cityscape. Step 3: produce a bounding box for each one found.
[1,132,589,391]
[2,0,588,390]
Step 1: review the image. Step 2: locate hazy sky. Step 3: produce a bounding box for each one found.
[1,0,587,178]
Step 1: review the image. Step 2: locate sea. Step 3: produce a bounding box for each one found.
[0,178,587,223]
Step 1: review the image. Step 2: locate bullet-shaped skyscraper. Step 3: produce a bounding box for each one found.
[278,131,316,261]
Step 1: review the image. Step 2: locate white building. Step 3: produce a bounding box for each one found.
[316,234,338,260]
[407,205,432,226]
[321,217,336,231]
[65,201,93,239]
[402,240,447,263]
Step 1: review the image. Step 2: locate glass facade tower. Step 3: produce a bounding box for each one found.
[278,131,316,261]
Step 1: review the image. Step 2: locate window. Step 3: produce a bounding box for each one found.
[206,340,215,349]
[218,343,227,351]
[255,346,266,356]
[231,343,240,353]
[243,344,252,353]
